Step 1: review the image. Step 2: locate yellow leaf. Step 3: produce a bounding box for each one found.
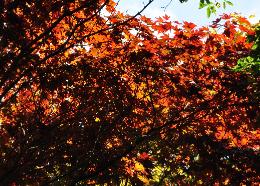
[134,162,145,172]
[95,117,100,122]
[136,92,143,99]
[154,104,160,108]
[197,180,203,184]
[177,168,183,174]
[162,107,169,114]
[144,95,151,102]
[249,14,255,19]
[137,174,149,184]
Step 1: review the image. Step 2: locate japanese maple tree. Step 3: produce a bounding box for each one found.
[0,0,259,185]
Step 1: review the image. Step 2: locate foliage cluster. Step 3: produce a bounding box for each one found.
[0,0,259,185]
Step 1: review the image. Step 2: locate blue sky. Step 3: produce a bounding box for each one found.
[116,0,260,26]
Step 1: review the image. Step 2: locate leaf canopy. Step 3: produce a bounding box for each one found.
[0,0,259,185]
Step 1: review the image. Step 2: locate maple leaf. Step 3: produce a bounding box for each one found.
[163,14,170,20]
[183,21,197,30]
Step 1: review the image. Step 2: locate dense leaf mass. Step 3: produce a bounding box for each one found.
[0,0,259,185]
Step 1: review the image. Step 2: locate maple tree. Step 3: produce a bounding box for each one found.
[0,0,259,185]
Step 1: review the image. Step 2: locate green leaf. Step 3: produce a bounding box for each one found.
[199,2,207,9]
[207,7,211,17]
[211,6,216,14]
[223,2,226,9]
[252,43,258,50]
[225,0,233,6]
